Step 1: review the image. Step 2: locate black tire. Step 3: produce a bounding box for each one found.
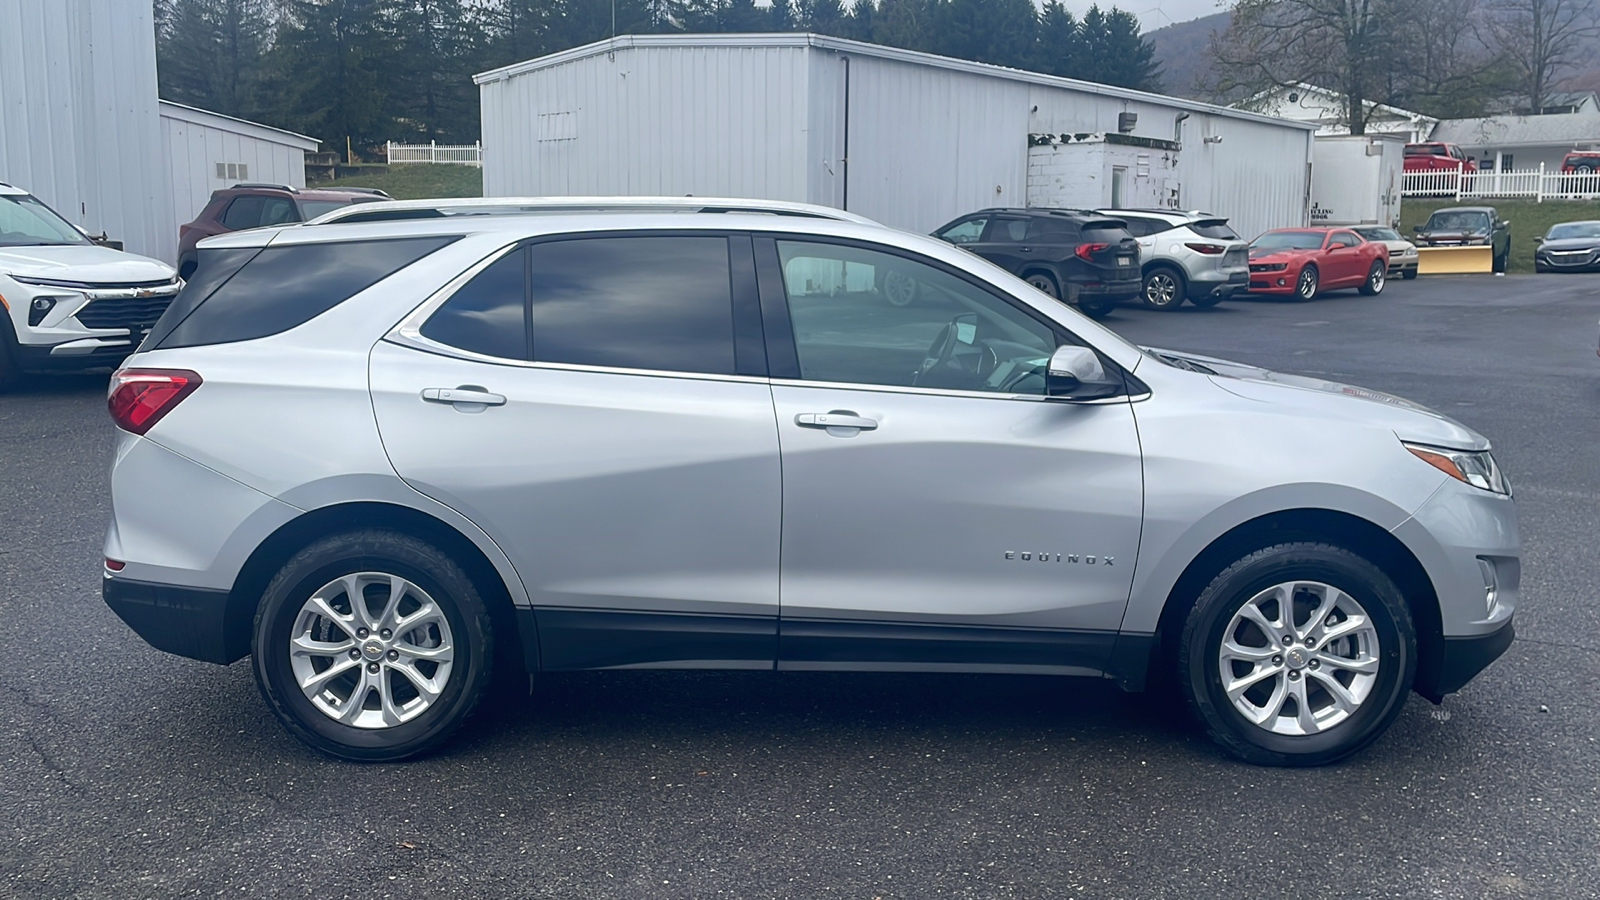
[1178,543,1416,767]
[1023,270,1060,299]
[253,530,494,762]
[1140,266,1187,310]
[1358,261,1385,296]
[1492,250,1507,274]
[0,316,24,391]
[1401,267,1418,280]
[877,267,918,307]
[1075,294,1116,319]
[1292,265,1319,301]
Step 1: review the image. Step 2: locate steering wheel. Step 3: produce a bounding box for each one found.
[912,315,996,390]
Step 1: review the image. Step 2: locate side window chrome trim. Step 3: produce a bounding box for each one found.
[769,376,1136,404]
[383,331,770,385]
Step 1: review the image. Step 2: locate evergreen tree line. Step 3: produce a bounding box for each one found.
[155,0,1161,155]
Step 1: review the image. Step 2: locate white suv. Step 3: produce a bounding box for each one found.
[1097,209,1250,311]
[102,199,1517,766]
[0,182,181,388]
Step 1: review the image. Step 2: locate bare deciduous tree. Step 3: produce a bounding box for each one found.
[1485,0,1600,111]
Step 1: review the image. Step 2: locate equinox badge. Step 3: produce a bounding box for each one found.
[1005,551,1113,565]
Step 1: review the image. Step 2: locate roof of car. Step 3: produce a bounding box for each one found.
[223,183,392,200]
[1097,208,1221,221]
[1428,206,1497,214]
[304,195,878,226]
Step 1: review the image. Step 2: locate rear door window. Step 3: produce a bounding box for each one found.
[527,236,737,375]
[221,196,267,230]
[985,218,1030,242]
[151,236,457,349]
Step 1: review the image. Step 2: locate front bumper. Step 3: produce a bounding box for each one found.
[1420,618,1515,701]
[5,279,180,373]
[1247,269,1299,293]
[1535,251,1600,271]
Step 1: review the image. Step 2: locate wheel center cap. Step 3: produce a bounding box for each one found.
[362,640,386,661]
[1285,647,1310,670]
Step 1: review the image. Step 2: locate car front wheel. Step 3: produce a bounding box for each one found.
[1178,543,1415,767]
[253,530,494,761]
[1292,265,1319,301]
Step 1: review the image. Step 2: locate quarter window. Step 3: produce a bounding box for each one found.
[527,236,737,375]
[775,240,1057,394]
[421,247,528,360]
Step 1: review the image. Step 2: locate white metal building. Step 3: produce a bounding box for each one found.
[0,0,173,263]
[476,34,1318,238]
[160,100,319,243]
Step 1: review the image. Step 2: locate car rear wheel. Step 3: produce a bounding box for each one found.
[1293,265,1319,301]
[879,268,919,307]
[1358,261,1386,295]
[253,530,494,761]
[1140,266,1187,311]
[1178,542,1415,767]
[1401,267,1418,280]
[1023,271,1060,299]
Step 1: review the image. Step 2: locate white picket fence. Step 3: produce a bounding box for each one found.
[385,140,482,166]
[1401,163,1600,200]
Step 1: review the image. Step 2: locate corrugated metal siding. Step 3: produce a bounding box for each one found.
[833,53,1031,231]
[161,111,307,240]
[0,0,173,263]
[482,46,811,200]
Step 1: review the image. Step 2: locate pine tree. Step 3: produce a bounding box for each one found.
[1098,7,1161,90]
[799,0,847,36]
[265,0,398,153]
[391,0,479,142]
[155,0,273,119]
[934,0,1039,69]
[870,0,935,52]
[1036,1,1084,78]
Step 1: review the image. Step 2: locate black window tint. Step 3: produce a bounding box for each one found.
[142,247,262,348]
[1025,217,1078,241]
[1118,217,1155,237]
[528,236,735,375]
[421,248,527,360]
[156,236,457,349]
[1331,232,1358,248]
[222,196,266,229]
[1082,225,1133,243]
[1191,222,1240,240]
[987,218,1030,242]
[261,197,298,225]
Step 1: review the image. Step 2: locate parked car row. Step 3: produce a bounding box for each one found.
[1403,144,1600,175]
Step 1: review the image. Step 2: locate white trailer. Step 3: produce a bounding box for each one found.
[1310,134,1404,227]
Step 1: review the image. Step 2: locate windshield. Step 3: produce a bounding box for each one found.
[1251,231,1325,251]
[1356,227,1402,242]
[1546,221,1600,240]
[1424,211,1490,232]
[0,194,90,247]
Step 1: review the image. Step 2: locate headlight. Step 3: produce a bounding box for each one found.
[1404,442,1510,495]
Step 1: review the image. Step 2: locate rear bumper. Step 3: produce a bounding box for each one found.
[1189,271,1247,300]
[103,575,250,664]
[1073,278,1141,300]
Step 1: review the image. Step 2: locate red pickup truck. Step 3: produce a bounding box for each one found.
[1404,142,1476,172]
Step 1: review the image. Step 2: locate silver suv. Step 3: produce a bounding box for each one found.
[102,199,1517,766]
[1097,209,1250,311]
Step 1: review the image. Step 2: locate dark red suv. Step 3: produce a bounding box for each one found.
[177,183,389,278]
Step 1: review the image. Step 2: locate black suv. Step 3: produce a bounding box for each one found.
[932,209,1141,317]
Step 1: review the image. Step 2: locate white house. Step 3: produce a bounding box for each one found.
[1241,83,1438,143]
[1429,110,1600,172]
[475,34,1319,239]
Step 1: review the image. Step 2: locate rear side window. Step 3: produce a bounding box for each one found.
[1190,221,1240,240]
[153,237,457,349]
[222,196,267,229]
[527,236,736,375]
[420,247,527,360]
[1025,217,1078,241]
[987,218,1030,242]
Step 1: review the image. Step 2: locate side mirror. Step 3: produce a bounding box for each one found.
[1412,225,1424,233]
[1047,346,1120,400]
[1533,236,1543,243]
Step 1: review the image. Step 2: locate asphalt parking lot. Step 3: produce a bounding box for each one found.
[3,274,1598,899]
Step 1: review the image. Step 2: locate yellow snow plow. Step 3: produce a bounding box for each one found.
[1416,245,1493,274]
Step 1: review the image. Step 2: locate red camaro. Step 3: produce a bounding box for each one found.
[1247,228,1390,301]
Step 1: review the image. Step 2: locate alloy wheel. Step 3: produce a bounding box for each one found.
[1026,274,1059,298]
[289,572,456,729]
[1295,268,1318,300]
[1218,580,1380,736]
[1143,272,1181,309]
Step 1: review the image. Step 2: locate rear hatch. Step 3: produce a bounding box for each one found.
[1079,219,1140,283]
[1185,218,1249,274]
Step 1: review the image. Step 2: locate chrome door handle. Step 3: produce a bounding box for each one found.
[796,412,877,431]
[421,387,507,407]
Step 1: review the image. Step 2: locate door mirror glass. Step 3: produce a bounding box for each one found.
[1047,345,1120,399]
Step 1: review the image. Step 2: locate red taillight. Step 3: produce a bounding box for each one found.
[105,558,126,571]
[1185,242,1225,255]
[1076,242,1110,261]
[107,368,202,435]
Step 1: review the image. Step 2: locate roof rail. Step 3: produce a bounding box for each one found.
[334,187,393,198]
[232,182,299,192]
[304,195,880,226]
